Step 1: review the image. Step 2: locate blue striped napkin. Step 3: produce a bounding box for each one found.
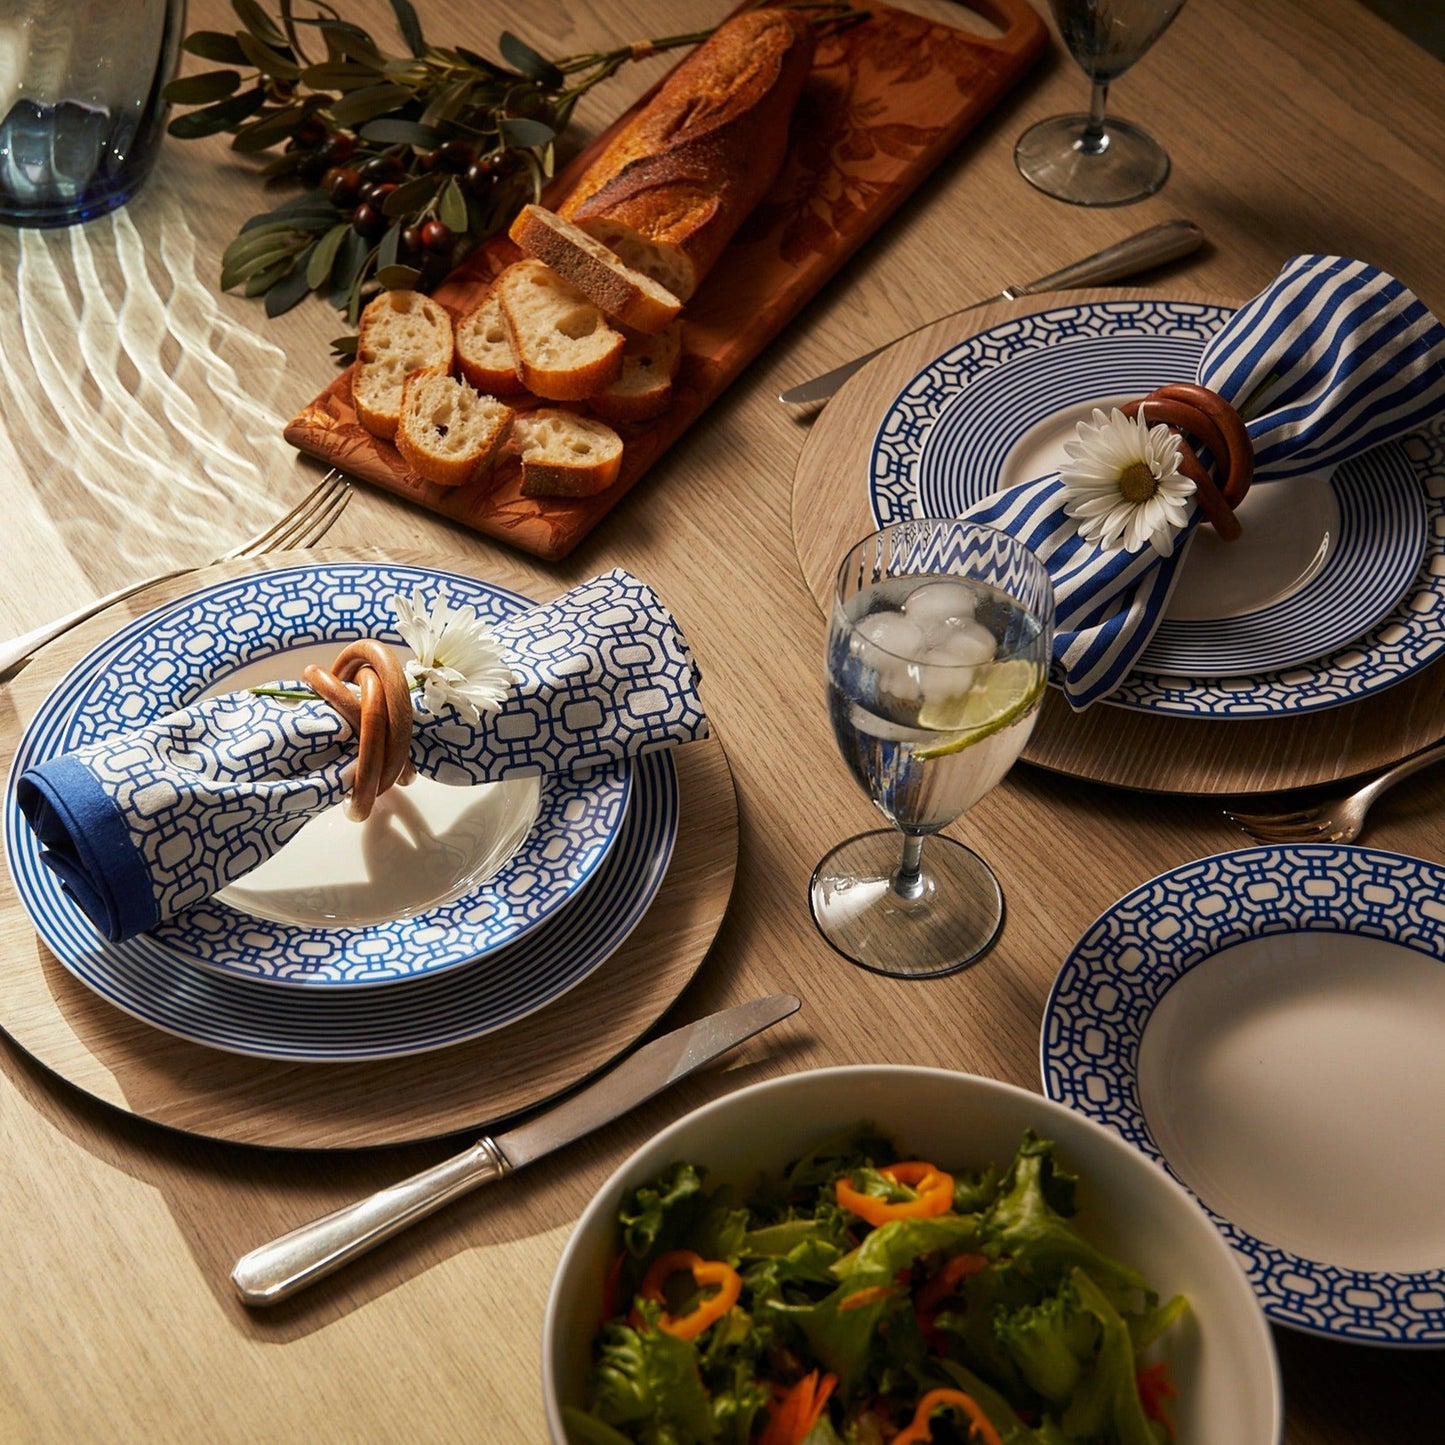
[962,256,1445,708]
[16,570,708,942]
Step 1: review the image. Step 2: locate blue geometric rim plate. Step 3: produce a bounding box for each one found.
[1,746,676,1062]
[870,301,1445,718]
[1041,845,1445,1346]
[4,563,631,991]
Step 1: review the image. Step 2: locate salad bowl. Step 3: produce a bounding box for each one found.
[543,1065,1282,1444]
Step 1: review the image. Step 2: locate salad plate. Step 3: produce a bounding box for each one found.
[1042,845,1445,1346]
[869,301,1445,716]
[2,745,676,1062]
[4,562,630,988]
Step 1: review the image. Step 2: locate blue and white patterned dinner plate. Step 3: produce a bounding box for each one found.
[870,301,1445,717]
[1042,845,1445,1346]
[1,746,675,1061]
[4,563,630,989]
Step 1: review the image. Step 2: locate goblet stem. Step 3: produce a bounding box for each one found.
[1080,82,1110,155]
[893,835,927,902]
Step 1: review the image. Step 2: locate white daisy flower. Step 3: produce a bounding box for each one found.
[1057,406,1197,557]
[390,586,515,723]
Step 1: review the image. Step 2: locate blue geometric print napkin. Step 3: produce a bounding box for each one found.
[962,256,1445,708]
[16,569,708,942]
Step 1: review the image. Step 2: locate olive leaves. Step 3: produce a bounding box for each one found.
[161,0,714,333]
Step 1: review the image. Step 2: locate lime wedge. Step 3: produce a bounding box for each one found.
[914,659,1045,758]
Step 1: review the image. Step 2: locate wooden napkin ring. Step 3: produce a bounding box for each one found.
[302,640,416,822]
[1121,384,1254,542]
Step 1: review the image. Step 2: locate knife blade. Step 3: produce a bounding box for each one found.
[230,993,801,1306]
[778,219,1205,405]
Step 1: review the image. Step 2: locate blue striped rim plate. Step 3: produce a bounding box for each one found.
[870,301,1445,717]
[915,331,1423,676]
[4,563,632,992]
[1041,845,1445,1346]
[2,745,675,1061]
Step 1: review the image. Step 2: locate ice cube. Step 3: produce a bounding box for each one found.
[915,662,977,716]
[853,609,927,661]
[903,580,978,630]
[927,619,997,666]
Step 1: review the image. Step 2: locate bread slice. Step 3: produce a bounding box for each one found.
[589,323,682,424]
[395,369,515,488]
[508,204,683,335]
[494,259,625,402]
[455,292,526,396]
[511,410,624,497]
[353,289,455,439]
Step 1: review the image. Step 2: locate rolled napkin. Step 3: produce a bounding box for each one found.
[961,255,1445,708]
[16,569,708,941]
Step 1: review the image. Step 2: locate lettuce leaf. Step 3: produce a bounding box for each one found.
[585,1306,716,1445]
[620,1163,706,1259]
[984,1134,1150,1305]
[831,1213,987,1281]
[1058,1269,1167,1445]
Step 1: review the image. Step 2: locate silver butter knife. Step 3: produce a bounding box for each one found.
[230,993,801,1306]
[778,219,1205,405]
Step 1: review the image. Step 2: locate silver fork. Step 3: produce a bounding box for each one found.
[1223,739,1445,844]
[0,470,351,677]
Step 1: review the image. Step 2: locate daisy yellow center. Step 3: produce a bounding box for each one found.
[1118,460,1158,504]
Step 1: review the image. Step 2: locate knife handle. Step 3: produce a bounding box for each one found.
[230,1137,510,1307]
[1005,219,1204,297]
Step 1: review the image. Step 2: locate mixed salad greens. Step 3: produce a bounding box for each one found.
[563,1128,1187,1445]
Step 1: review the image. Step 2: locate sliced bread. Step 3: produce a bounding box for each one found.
[508,204,683,335]
[494,259,625,402]
[353,289,455,439]
[455,291,526,396]
[511,409,624,498]
[395,369,515,488]
[588,323,682,424]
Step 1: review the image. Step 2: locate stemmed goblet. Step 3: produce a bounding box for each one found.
[1015,0,1189,207]
[811,519,1054,978]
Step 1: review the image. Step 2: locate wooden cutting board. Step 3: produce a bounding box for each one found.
[285,0,1047,560]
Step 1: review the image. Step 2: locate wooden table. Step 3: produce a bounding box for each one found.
[2,1,1442,1439]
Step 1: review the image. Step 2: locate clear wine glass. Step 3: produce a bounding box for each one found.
[811,519,1054,978]
[1015,0,1189,207]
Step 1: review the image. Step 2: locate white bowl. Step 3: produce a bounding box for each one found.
[543,1066,1283,1444]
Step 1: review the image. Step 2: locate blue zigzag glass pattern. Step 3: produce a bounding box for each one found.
[1041,845,1445,1345]
[870,301,1445,716]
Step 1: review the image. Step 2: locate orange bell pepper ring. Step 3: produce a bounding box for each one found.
[835,1160,955,1226]
[630,1249,742,1340]
[892,1388,1003,1445]
[759,1369,838,1445]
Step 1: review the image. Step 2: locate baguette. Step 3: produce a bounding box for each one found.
[353,289,455,439]
[508,205,682,334]
[494,259,626,401]
[455,292,527,396]
[395,369,515,488]
[589,323,682,424]
[557,9,815,302]
[511,410,624,497]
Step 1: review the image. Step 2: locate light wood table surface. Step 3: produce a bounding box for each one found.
[2,1,1443,1440]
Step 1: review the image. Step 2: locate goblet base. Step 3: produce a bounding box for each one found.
[1014,112,1170,207]
[809,830,1004,979]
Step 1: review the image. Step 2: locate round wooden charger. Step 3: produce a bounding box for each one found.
[0,551,738,1149]
[790,288,1445,796]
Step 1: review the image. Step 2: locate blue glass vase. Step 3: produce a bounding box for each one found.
[0,0,185,227]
